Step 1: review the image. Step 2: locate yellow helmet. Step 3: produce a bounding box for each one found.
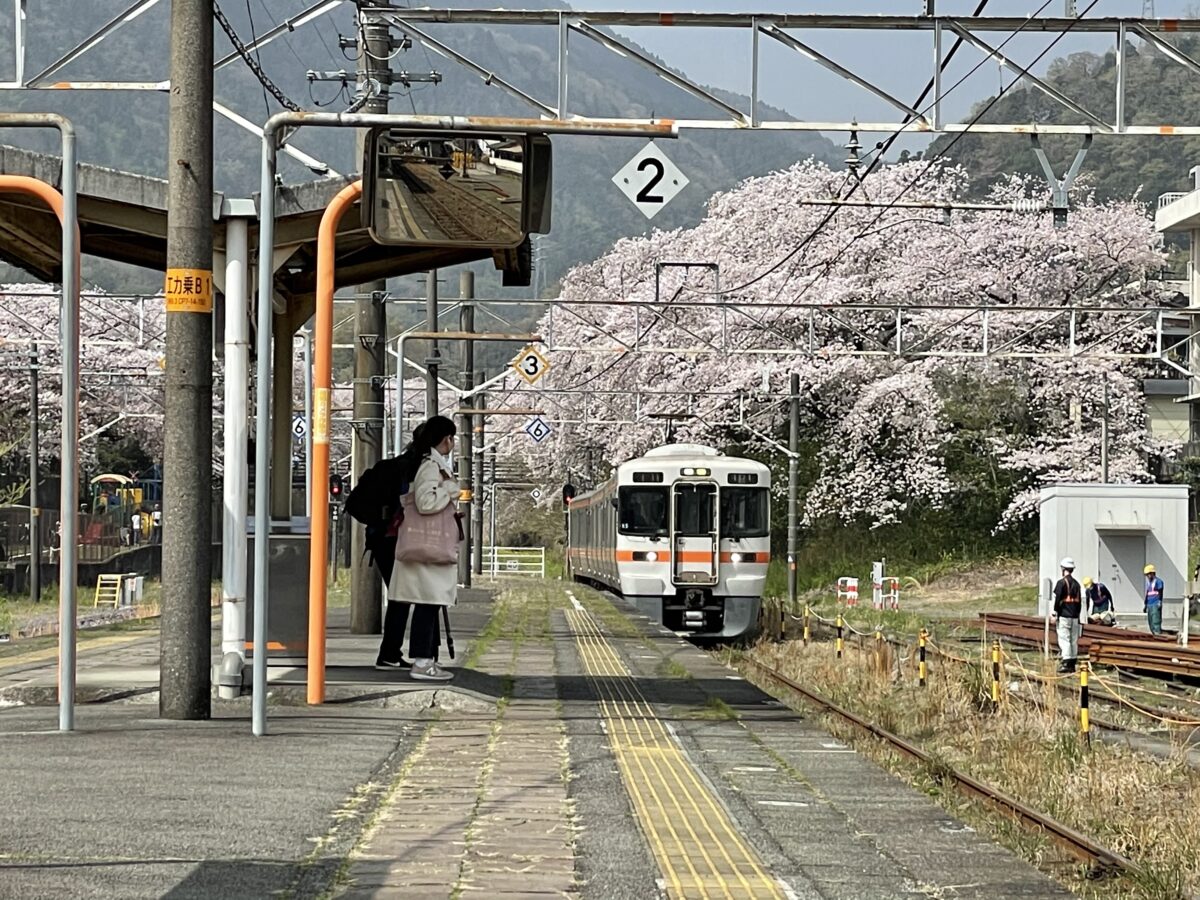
[1082,577,1094,588]
[1144,564,1157,575]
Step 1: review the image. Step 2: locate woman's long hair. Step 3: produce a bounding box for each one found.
[397,415,456,484]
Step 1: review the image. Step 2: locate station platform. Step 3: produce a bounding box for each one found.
[0,582,1072,899]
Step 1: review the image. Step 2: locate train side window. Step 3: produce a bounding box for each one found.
[618,486,668,536]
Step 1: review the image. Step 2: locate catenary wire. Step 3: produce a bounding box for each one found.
[771,0,1101,319]
[213,1,304,112]
[679,0,1065,300]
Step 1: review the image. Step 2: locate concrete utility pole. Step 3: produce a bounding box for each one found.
[28,349,39,603]
[161,0,214,720]
[350,10,390,634]
[458,270,475,587]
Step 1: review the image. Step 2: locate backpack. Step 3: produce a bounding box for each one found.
[345,457,407,527]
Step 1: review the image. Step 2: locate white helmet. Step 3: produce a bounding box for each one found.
[1060,557,1075,570]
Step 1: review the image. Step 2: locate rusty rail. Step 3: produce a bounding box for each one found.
[745,657,1139,878]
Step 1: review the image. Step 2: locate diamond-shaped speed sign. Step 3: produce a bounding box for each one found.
[512,345,550,386]
[524,416,552,444]
[613,141,689,220]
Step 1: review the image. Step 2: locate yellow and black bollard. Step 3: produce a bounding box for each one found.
[1080,656,1091,745]
[802,606,810,646]
[918,628,928,687]
[991,639,1001,708]
[835,613,844,659]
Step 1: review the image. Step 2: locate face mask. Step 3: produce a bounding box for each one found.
[431,446,454,471]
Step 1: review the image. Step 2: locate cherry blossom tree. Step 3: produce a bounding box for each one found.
[0,284,166,468]
[502,159,1173,531]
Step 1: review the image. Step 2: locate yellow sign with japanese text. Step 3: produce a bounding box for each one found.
[165,268,213,313]
[314,388,330,445]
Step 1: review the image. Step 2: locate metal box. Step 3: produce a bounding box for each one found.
[245,517,311,665]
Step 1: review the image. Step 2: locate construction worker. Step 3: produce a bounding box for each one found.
[1051,557,1083,673]
[1144,564,1165,635]
[1083,577,1115,626]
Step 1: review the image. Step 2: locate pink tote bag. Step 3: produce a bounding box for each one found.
[394,493,462,565]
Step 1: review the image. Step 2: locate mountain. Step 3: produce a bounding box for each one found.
[927,38,1200,208]
[0,1,839,293]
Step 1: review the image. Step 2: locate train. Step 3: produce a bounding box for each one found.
[566,444,771,639]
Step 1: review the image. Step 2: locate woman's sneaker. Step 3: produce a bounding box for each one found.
[411,662,454,681]
[375,657,411,671]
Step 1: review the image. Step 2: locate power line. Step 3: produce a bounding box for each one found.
[772,0,1103,320]
[213,1,303,113]
[682,0,1032,300]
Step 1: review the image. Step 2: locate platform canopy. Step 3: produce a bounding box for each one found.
[0,143,528,329]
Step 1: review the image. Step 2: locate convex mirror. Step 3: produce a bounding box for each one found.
[362,128,551,248]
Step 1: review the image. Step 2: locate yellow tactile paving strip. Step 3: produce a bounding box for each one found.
[565,600,784,900]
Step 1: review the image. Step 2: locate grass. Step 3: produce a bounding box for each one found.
[0,578,183,638]
[678,696,737,721]
[746,636,1200,898]
[327,569,351,609]
[569,585,642,638]
[656,657,690,680]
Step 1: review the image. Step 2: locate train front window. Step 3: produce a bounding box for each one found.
[618,487,668,536]
[721,487,769,538]
[674,483,716,536]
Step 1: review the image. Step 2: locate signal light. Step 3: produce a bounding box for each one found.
[330,473,344,498]
[562,483,576,508]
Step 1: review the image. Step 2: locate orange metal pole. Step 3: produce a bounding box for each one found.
[308,179,362,705]
[0,177,80,700]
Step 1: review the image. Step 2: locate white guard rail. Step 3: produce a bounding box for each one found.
[481,546,545,578]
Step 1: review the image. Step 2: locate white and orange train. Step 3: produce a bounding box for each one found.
[566,444,771,639]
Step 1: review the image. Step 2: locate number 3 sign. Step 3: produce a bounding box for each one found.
[512,345,551,385]
[613,141,689,220]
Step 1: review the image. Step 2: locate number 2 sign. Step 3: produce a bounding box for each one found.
[512,345,551,385]
[612,141,689,220]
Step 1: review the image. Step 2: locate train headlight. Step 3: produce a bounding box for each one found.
[729,552,743,564]
[645,551,658,562]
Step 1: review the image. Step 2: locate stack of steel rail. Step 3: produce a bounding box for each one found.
[1087,640,1200,678]
[980,612,1175,654]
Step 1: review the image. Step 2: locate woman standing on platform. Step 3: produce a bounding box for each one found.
[358,423,426,672]
[388,415,460,682]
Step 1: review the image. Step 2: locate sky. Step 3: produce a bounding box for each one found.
[564,0,1200,151]
[14,0,1200,156]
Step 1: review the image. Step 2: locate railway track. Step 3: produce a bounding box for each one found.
[402,162,522,244]
[795,611,1200,732]
[744,657,1140,880]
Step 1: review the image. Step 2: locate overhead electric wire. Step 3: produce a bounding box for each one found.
[681,0,1043,300]
[213,0,304,112]
[773,0,1101,318]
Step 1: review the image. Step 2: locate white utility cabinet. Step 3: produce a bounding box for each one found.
[1038,483,1188,627]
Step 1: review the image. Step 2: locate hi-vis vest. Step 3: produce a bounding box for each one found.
[1145,576,1164,607]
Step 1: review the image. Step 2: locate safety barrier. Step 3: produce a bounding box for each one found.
[877,576,900,611]
[836,577,858,608]
[780,604,1200,739]
[481,545,545,578]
